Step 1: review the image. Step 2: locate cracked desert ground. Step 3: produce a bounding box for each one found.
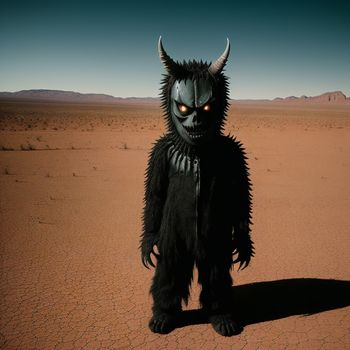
[0,100,349,350]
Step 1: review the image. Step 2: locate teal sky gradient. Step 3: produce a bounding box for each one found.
[1,0,349,99]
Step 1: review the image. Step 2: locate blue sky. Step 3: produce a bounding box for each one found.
[0,0,349,99]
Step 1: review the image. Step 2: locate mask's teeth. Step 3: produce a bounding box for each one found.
[183,125,206,140]
[183,125,205,133]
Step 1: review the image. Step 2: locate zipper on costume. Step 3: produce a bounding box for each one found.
[194,157,200,242]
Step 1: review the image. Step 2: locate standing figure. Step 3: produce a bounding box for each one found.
[140,37,254,336]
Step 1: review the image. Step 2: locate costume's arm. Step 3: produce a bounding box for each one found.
[140,140,169,268]
[231,139,254,270]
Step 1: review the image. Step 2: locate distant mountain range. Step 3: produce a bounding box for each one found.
[232,91,350,104]
[0,89,349,104]
[0,89,159,104]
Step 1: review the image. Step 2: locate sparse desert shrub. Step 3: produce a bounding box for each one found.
[20,143,36,151]
[0,145,14,151]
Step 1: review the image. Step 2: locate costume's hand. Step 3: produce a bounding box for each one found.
[141,236,160,269]
[232,222,254,270]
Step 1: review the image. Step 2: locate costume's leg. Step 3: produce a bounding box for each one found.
[197,258,240,336]
[149,256,193,334]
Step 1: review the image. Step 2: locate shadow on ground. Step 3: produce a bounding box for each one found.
[177,278,350,329]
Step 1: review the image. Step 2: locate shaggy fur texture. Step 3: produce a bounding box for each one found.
[140,52,254,336]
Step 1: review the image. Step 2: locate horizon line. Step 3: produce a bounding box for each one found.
[0,88,349,101]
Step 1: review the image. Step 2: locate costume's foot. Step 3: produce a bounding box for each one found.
[209,314,241,336]
[148,313,176,334]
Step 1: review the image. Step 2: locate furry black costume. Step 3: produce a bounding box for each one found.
[140,38,254,336]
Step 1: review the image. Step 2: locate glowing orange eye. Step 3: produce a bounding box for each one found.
[179,104,188,113]
[203,104,210,111]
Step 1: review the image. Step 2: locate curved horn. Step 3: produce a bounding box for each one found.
[208,38,230,75]
[158,36,178,74]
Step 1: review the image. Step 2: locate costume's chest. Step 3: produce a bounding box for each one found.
[162,143,235,240]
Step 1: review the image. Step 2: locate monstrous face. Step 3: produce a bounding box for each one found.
[159,37,230,147]
[170,78,215,145]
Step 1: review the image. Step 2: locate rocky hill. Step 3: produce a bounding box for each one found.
[274,91,349,104]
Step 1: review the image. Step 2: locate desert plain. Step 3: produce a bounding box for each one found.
[0,99,350,349]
